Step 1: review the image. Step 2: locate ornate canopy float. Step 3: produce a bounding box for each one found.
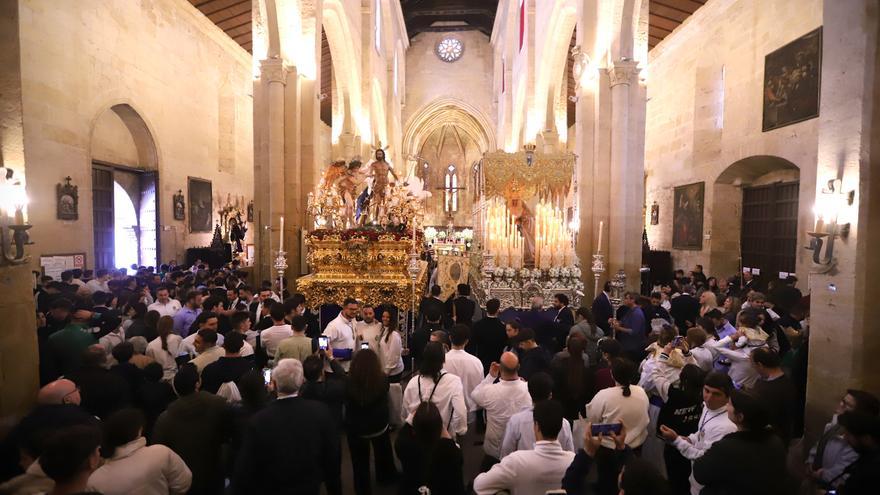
[476,147,584,308]
[298,147,428,311]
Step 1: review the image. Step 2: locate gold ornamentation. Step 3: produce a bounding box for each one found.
[296,234,427,310]
[482,151,576,202]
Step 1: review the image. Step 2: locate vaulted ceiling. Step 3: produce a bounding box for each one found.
[187,0,706,55]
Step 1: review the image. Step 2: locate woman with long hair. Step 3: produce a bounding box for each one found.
[699,290,719,317]
[400,342,468,438]
[378,310,404,382]
[346,349,397,494]
[145,315,183,381]
[722,296,742,326]
[88,408,192,494]
[693,390,789,494]
[394,401,464,495]
[587,358,650,495]
[551,333,594,420]
[123,302,148,339]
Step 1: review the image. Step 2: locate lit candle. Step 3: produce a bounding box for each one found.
[597,220,604,253]
[279,215,284,251]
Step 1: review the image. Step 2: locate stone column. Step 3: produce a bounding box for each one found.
[805,0,880,438]
[0,265,39,423]
[254,58,289,283]
[607,60,643,288]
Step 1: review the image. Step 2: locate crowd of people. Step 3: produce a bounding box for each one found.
[1,262,878,494]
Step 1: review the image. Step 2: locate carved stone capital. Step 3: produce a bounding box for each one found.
[607,60,641,87]
[260,58,288,84]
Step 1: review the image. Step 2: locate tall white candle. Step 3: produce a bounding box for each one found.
[597,220,604,253]
[279,215,285,251]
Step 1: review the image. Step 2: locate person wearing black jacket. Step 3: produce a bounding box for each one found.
[232,358,342,495]
[591,282,614,337]
[345,349,397,494]
[201,333,255,394]
[411,308,444,370]
[450,284,476,327]
[670,287,701,333]
[66,346,131,420]
[418,285,446,326]
[300,354,348,428]
[471,298,508,373]
[692,390,791,495]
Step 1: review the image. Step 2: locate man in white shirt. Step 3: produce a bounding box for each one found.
[260,304,294,361]
[474,400,574,495]
[443,324,485,423]
[84,269,111,294]
[180,312,224,356]
[471,351,532,469]
[660,371,738,495]
[500,371,574,458]
[148,286,181,318]
[189,329,225,373]
[323,298,358,371]
[354,306,382,352]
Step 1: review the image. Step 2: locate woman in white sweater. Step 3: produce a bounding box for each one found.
[378,310,405,381]
[145,316,184,381]
[587,357,650,495]
[88,408,191,495]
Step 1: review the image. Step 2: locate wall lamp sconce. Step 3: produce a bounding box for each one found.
[0,168,32,265]
[523,144,536,167]
[805,179,854,270]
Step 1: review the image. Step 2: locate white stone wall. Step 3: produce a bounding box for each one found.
[19,0,254,269]
[403,31,496,142]
[644,0,822,281]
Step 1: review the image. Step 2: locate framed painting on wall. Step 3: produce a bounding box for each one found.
[672,182,704,250]
[762,27,822,132]
[188,177,213,232]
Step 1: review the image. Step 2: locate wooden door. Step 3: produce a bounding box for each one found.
[92,165,115,269]
[139,171,159,267]
[741,181,799,280]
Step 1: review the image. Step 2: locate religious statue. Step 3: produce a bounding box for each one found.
[229,212,247,253]
[365,147,398,224]
[508,196,536,267]
[336,159,367,228]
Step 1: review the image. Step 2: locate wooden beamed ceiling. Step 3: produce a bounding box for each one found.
[649,0,707,50]
[186,0,706,56]
[188,0,252,52]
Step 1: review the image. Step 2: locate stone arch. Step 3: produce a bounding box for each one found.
[323,0,364,143]
[709,155,802,280]
[89,102,159,170]
[403,98,496,158]
[536,0,577,140]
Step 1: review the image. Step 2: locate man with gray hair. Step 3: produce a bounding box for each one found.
[232,358,342,494]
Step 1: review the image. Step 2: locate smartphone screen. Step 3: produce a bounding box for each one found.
[360,342,370,350]
[318,336,329,350]
[262,368,271,384]
[672,336,684,347]
[590,423,623,436]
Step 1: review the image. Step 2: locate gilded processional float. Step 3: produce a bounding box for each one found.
[297,144,584,313]
[298,148,428,312]
[474,146,584,308]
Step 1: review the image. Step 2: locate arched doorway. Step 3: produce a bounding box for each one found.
[711,155,801,284]
[403,99,495,227]
[90,103,159,270]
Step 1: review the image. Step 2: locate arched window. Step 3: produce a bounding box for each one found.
[444,164,458,212]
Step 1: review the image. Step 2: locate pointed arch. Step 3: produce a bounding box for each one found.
[403,98,496,157]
